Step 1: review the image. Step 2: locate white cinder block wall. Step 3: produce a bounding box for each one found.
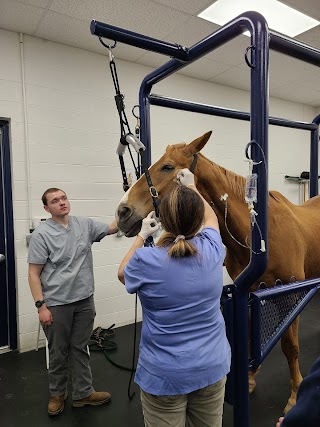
[1,28,318,352]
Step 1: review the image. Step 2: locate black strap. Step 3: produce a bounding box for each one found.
[190,153,198,173]
[140,149,160,217]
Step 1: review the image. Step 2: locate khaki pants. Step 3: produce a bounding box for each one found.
[140,376,226,427]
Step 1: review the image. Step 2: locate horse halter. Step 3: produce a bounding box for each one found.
[143,152,198,219]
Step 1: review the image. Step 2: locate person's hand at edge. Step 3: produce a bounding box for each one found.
[138,211,160,241]
[276,417,284,427]
[176,169,195,187]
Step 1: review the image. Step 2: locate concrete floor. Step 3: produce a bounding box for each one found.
[0,291,319,427]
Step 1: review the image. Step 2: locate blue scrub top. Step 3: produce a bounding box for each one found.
[124,227,231,395]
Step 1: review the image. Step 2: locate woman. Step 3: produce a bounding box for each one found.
[118,169,231,427]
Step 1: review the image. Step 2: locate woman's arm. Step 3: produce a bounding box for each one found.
[177,169,219,231]
[118,235,144,284]
[118,211,160,284]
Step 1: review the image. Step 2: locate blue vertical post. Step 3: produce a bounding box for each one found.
[139,83,152,165]
[311,115,320,197]
[232,15,269,427]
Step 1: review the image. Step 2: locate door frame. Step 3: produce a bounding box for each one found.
[0,119,17,351]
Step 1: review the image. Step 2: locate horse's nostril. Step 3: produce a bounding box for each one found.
[118,206,132,222]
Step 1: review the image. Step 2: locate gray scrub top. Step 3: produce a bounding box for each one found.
[27,216,109,306]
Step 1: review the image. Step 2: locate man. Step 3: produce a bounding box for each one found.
[28,188,118,416]
[275,357,320,427]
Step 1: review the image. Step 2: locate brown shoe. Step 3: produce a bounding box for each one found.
[48,391,68,416]
[72,391,111,408]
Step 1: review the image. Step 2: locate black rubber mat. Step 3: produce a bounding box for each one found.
[0,291,319,427]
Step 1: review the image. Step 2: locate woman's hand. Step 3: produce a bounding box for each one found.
[176,169,195,187]
[139,211,160,241]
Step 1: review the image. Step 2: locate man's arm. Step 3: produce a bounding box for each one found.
[28,263,53,325]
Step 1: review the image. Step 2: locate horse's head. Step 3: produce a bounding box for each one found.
[116,131,212,236]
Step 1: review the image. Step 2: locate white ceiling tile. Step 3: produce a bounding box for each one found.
[0,0,319,106]
[296,26,320,50]
[282,0,320,21]
[0,0,46,35]
[179,56,236,81]
[154,0,214,15]
[18,0,51,7]
[269,51,317,88]
[50,0,190,39]
[209,63,250,92]
[35,11,145,62]
[271,83,320,106]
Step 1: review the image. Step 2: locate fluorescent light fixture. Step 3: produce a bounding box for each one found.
[198,0,320,37]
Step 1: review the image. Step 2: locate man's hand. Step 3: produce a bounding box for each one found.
[108,218,119,235]
[139,211,160,241]
[176,169,195,187]
[276,417,284,427]
[38,305,53,326]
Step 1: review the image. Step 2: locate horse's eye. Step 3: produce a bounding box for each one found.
[161,164,174,172]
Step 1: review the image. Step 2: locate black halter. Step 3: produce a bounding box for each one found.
[190,153,198,174]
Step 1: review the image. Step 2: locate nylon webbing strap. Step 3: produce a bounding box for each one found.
[140,149,159,217]
[190,153,198,173]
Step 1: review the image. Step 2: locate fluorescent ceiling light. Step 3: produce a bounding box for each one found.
[198,0,320,37]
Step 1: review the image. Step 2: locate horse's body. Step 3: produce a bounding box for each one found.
[116,131,320,412]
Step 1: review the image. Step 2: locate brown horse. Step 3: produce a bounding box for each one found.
[116,131,320,413]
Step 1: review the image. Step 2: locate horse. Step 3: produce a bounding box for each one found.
[116,131,320,413]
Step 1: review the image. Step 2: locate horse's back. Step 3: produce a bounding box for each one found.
[267,191,320,282]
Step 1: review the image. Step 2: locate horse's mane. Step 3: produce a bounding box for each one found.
[171,143,246,200]
[199,152,246,200]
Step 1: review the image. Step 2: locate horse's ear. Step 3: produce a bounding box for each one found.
[187,131,212,154]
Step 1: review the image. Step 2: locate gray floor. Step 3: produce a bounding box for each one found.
[0,291,319,427]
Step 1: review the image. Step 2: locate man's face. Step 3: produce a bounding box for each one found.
[44,190,70,217]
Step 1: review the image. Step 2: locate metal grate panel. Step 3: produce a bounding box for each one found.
[259,289,310,350]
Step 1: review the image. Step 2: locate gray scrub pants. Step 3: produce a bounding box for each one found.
[42,296,95,400]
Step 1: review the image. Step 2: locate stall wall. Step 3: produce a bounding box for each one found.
[0,28,316,351]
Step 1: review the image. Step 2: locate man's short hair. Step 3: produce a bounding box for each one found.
[42,188,66,206]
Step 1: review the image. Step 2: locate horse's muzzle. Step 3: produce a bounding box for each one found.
[117,204,142,237]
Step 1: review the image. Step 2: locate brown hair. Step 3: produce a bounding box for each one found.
[41,188,66,206]
[157,185,205,258]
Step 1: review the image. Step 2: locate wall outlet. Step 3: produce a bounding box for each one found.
[33,217,49,228]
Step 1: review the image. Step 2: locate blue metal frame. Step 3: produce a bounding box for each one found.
[0,120,17,350]
[91,12,320,427]
[250,279,320,370]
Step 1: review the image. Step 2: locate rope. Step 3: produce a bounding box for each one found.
[89,325,135,373]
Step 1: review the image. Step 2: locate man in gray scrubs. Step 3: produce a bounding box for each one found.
[28,187,118,416]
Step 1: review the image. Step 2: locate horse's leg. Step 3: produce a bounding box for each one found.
[280,316,303,413]
[248,367,260,393]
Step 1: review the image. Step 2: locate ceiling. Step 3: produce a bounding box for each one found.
[1,0,320,107]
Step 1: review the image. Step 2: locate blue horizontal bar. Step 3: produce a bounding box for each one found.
[270,31,320,67]
[250,278,320,300]
[149,94,318,131]
[90,20,189,60]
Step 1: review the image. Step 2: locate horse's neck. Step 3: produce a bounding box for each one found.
[196,157,251,262]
